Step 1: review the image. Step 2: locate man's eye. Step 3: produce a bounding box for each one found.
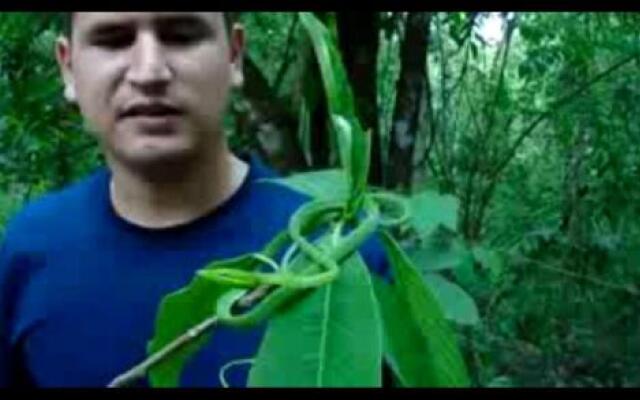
[159,27,208,46]
[91,33,135,49]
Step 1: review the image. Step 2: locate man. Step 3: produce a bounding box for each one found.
[0,12,388,387]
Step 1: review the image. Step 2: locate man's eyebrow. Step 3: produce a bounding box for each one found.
[85,20,136,37]
[82,15,214,37]
[153,14,214,30]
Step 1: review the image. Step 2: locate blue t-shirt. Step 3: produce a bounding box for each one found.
[0,155,388,387]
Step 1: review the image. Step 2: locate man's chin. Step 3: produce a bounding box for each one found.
[113,149,202,181]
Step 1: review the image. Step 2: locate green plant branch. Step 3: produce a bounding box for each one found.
[109,252,306,389]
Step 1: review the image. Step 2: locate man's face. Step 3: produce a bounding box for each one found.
[56,12,244,170]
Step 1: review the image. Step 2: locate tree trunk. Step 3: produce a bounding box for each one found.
[388,12,432,191]
[336,12,383,186]
[241,55,307,172]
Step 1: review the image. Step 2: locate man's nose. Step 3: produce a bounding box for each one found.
[125,32,172,93]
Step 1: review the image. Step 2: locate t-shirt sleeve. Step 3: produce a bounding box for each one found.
[0,239,13,387]
[0,214,27,387]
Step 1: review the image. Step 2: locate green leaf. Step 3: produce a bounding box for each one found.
[472,245,504,284]
[408,232,467,272]
[299,12,371,212]
[261,169,349,202]
[146,275,226,387]
[408,191,459,238]
[423,273,479,326]
[298,12,355,119]
[331,114,354,192]
[330,114,372,214]
[375,232,470,387]
[348,119,371,214]
[248,250,382,387]
[453,247,478,288]
[297,98,312,166]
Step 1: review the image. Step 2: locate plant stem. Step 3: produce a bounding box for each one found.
[107,315,220,388]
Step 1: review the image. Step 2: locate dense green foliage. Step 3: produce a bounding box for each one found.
[1,12,639,387]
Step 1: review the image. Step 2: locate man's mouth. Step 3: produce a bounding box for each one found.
[120,103,183,119]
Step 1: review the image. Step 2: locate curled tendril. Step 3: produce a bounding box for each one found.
[280,242,299,271]
[251,253,281,272]
[331,220,344,247]
[369,192,410,228]
[218,358,255,388]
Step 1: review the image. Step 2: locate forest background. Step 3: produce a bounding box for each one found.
[1,12,639,387]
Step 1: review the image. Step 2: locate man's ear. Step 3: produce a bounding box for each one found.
[229,24,245,88]
[55,36,76,102]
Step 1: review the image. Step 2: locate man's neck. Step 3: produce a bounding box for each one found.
[108,150,249,229]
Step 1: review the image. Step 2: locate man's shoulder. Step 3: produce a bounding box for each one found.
[2,168,107,249]
[241,154,312,217]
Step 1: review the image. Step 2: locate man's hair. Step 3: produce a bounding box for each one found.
[62,12,238,37]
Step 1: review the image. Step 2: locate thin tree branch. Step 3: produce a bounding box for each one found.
[439,38,472,188]
[272,14,300,94]
[420,13,470,187]
[449,12,478,57]
[464,26,514,239]
[448,41,471,95]
[107,315,220,388]
[522,256,639,296]
[482,20,514,148]
[489,53,638,182]
[107,285,273,388]
[463,81,484,138]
